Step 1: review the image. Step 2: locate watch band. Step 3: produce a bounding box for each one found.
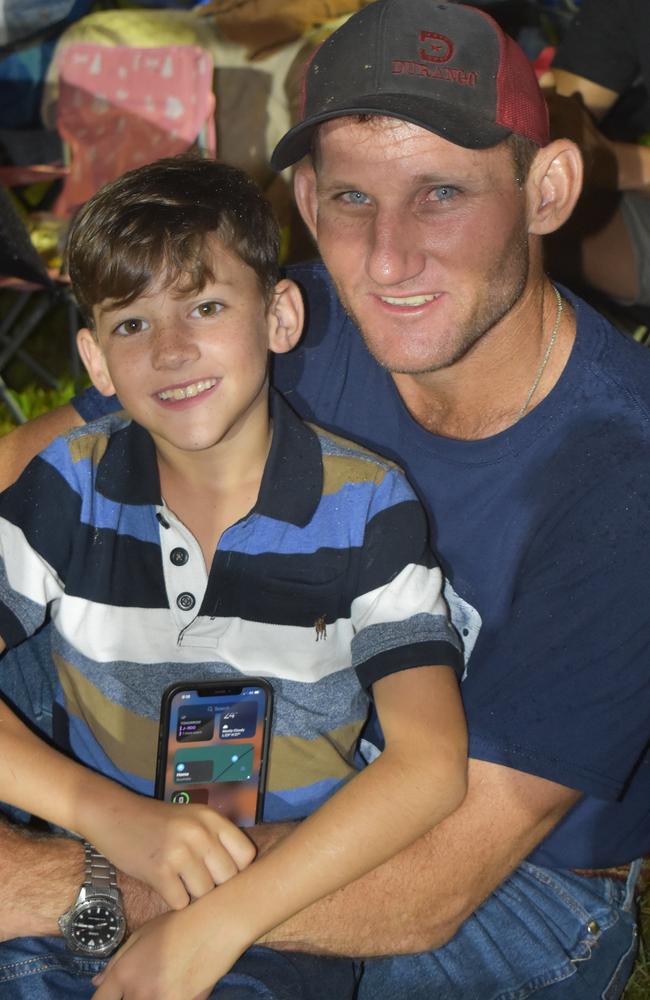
[82,842,121,901]
[58,841,126,956]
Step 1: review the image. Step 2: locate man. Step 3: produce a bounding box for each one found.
[0,2,647,998]
[542,0,650,305]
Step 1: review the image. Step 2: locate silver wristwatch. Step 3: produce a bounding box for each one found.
[58,842,127,957]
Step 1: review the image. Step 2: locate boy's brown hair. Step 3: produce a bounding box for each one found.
[65,155,281,326]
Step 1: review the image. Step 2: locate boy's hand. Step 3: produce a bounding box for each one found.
[83,795,256,910]
[92,904,240,1000]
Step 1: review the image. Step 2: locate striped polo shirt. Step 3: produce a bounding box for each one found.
[0,390,462,821]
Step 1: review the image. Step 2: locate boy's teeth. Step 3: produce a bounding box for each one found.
[380,294,436,306]
[158,379,216,401]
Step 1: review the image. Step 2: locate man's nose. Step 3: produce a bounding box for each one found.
[366,208,427,286]
[150,322,200,370]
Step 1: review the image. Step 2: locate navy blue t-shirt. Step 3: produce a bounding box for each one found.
[75,261,650,869]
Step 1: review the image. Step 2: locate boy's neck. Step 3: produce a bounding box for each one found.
[155,420,273,570]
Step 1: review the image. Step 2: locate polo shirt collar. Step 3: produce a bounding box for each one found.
[95,389,323,527]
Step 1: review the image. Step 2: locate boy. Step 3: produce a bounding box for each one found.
[0,156,466,999]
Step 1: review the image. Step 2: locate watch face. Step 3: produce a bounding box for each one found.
[69,898,126,957]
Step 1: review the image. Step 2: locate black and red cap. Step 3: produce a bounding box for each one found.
[271,0,549,170]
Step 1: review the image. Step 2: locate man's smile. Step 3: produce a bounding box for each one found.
[378,294,439,307]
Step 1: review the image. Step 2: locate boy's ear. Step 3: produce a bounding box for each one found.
[266,278,304,355]
[526,138,583,236]
[76,328,116,397]
[293,161,318,240]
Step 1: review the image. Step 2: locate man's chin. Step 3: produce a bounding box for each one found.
[357,324,475,376]
[333,292,461,373]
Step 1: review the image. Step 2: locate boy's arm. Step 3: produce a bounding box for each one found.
[0,688,256,908]
[0,760,578,953]
[93,663,467,998]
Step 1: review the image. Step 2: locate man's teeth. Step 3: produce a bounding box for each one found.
[380,294,437,306]
[158,379,217,401]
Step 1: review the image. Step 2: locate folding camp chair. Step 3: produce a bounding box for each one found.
[53,42,217,218]
[0,184,79,423]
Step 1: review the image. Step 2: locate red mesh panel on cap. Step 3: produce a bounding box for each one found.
[495,31,549,145]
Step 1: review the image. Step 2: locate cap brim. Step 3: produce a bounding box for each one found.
[271,94,512,171]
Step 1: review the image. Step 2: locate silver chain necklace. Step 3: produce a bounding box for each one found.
[517,284,563,421]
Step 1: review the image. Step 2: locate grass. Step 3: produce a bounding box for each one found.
[624,874,650,999]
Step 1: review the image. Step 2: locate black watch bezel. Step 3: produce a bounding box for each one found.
[64,894,127,958]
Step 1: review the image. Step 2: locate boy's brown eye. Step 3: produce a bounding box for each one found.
[115,317,147,336]
[193,301,222,318]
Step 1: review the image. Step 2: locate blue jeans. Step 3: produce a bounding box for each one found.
[0,863,639,999]
[0,940,360,998]
[0,635,641,998]
[359,861,640,999]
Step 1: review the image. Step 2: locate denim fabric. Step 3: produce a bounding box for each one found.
[358,861,640,1000]
[0,864,638,999]
[0,939,360,999]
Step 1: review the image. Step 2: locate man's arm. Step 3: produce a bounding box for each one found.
[251,758,579,956]
[0,403,83,491]
[0,758,577,954]
[0,817,165,942]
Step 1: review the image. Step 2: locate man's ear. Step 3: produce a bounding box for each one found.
[526,139,583,236]
[76,328,116,397]
[267,279,304,355]
[293,160,318,240]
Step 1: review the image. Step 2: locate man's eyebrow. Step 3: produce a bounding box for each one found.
[411,173,462,185]
[317,171,465,191]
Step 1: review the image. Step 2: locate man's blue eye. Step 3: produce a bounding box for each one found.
[432,186,456,202]
[342,191,369,204]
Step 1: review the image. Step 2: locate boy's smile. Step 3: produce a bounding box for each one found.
[77,241,302,477]
[156,377,219,405]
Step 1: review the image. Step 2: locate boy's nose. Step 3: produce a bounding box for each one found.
[150,323,200,370]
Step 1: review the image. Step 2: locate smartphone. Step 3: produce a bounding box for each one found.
[155,678,273,827]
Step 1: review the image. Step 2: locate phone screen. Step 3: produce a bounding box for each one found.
[155,681,272,827]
